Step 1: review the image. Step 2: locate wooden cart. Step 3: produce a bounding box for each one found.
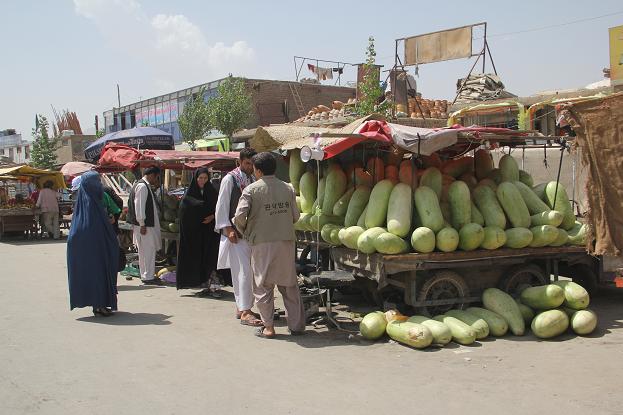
[0,208,40,239]
[331,245,596,315]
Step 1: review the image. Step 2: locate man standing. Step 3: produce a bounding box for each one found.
[234,152,305,338]
[127,166,162,285]
[36,180,60,239]
[215,148,262,325]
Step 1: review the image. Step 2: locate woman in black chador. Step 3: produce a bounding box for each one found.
[176,167,220,291]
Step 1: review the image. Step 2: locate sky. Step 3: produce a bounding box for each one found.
[1,0,621,139]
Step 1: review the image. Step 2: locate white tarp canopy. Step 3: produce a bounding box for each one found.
[387,123,458,156]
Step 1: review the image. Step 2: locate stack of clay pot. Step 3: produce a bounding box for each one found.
[408,97,449,119]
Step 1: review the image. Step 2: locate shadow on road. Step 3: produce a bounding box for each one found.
[77,311,172,326]
[117,285,166,292]
[179,290,235,302]
[1,237,67,246]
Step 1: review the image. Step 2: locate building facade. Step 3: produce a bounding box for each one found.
[103,78,356,143]
[55,134,97,164]
[0,129,30,164]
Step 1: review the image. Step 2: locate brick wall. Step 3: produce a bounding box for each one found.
[245,80,355,126]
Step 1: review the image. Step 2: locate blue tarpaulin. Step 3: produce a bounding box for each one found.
[84,127,174,161]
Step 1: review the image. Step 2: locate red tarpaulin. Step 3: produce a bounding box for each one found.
[322,120,393,159]
[96,143,239,171]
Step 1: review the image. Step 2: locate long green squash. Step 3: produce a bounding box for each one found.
[445,309,490,339]
[473,185,506,229]
[299,171,317,213]
[448,180,472,229]
[465,307,508,336]
[411,227,436,253]
[385,321,433,349]
[433,315,477,345]
[531,310,569,339]
[419,167,442,198]
[373,232,409,254]
[365,180,395,228]
[496,182,531,228]
[414,186,444,232]
[544,181,575,230]
[482,288,525,335]
[408,316,452,345]
[513,181,550,215]
[386,183,412,237]
[357,227,387,254]
[288,149,306,194]
[344,186,371,227]
[499,154,519,182]
[332,187,355,217]
[322,167,347,214]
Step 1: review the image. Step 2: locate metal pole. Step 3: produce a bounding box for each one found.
[117,84,121,108]
[482,23,487,73]
[552,140,567,210]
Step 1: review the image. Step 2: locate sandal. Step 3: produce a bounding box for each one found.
[240,317,263,327]
[254,327,275,339]
[92,307,113,317]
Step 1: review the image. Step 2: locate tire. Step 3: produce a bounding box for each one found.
[417,270,470,316]
[498,263,547,297]
[570,264,598,295]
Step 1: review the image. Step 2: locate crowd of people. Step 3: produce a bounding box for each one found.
[66,149,305,337]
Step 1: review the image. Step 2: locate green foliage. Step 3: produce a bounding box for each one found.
[178,86,212,150]
[95,128,106,138]
[207,76,253,142]
[30,115,58,169]
[356,37,389,117]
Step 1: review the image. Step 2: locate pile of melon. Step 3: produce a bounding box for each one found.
[360,281,597,349]
[289,147,587,255]
[159,194,180,233]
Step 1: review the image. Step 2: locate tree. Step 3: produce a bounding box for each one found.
[30,115,58,169]
[356,36,388,117]
[178,86,212,150]
[95,128,106,138]
[207,76,253,147]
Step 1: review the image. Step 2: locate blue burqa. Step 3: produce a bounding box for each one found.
[67,171,119,310]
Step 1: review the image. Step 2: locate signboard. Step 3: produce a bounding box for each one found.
[404,25,473,65]
[170,99,179,121]
[155,103,164,125]
[610,25,623,84]
[148,106,156,125]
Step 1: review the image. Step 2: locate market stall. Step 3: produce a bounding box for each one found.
[259,112,608,318]
[95,144,239,266]
[0,165,66,239]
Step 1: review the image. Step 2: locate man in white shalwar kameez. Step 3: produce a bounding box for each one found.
[128,166,162,285]
[215,148,261,325]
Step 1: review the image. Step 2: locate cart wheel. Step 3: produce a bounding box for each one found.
[498,263,547,297]
[570,264,597,294]
[417,270,470,316]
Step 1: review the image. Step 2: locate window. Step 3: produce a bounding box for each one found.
[25,145,30,159]
[9,148,14,160]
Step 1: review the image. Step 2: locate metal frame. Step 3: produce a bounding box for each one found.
[293,56,358,86]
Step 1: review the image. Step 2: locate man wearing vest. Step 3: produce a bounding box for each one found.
[234,152,305,338]
[127,166,163,285]
[215,148,262,325]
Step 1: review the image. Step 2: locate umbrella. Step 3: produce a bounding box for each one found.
[84,126,174,162]
[60,161,94,176]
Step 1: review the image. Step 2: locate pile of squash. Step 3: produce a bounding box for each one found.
[360,281,597,349]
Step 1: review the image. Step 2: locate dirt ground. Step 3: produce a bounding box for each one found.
[1,239,622,415]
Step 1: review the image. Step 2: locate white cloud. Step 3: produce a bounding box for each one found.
[72,0,256,95]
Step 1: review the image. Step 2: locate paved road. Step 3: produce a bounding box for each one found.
[1,239,622,415]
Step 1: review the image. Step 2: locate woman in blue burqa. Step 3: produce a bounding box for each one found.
[67,171,119,316]
[176,167,219,291]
